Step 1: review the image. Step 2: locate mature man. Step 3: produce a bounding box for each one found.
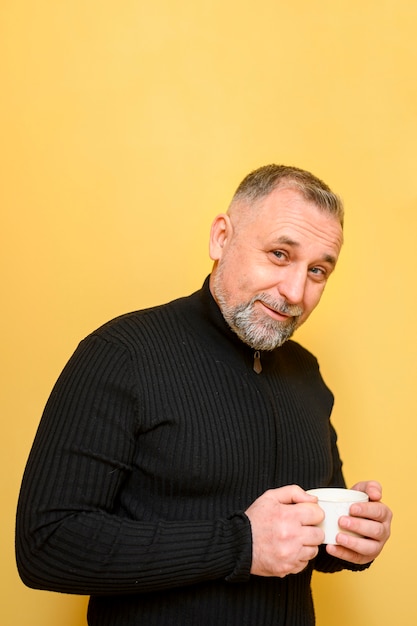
[16,165,392,625]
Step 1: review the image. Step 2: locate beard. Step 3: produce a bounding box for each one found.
[212,273,303,351]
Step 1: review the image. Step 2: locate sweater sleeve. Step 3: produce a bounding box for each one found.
[15,335,253,595]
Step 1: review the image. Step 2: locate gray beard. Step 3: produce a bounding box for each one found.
[212,280,303,351]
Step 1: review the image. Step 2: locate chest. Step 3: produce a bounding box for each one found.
[127,352,335,517]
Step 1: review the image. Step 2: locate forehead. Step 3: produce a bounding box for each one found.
[237,187,343,254]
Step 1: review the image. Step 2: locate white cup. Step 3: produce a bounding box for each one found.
[306,488,369,544]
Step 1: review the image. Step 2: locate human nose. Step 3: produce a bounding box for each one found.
[277,265,307,305]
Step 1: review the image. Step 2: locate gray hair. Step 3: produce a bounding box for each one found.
[229,164,344,227]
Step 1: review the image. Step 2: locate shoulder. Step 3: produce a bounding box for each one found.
[277,339,319,368]
[276,340,333,402]
[84,290,199,349]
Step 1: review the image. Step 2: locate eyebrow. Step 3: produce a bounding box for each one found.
[272,236,338,267]
[274,235,299,247]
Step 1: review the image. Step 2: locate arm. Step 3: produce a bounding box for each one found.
[16,335,252,595]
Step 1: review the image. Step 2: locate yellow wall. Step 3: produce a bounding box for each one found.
[2,1,415,624]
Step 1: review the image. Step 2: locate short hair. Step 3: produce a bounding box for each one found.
[230,164,344,227]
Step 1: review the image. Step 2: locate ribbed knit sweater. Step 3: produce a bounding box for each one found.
[16,277,368,625]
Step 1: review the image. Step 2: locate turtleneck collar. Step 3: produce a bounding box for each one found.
[182,276,282,373]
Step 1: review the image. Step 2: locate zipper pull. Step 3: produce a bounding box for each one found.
[253,350,262,374]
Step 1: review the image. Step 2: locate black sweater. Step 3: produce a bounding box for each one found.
[16,277,367,625]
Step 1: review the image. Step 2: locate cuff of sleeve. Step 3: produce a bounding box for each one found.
[225,512,253,583]
[314,545,374,573]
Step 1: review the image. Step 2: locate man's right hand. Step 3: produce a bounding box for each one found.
[245,485,325,578]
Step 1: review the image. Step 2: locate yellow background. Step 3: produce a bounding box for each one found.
[2,1,415,624]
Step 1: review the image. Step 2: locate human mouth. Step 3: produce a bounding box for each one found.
[255,297,303,322]
[258,301,292,321]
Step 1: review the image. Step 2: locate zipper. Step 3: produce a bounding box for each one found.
[253,350,262,374]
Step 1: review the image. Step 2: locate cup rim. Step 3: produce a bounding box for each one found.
[306,487,369,503]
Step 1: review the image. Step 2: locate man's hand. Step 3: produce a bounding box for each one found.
[245,485,324,578]
[326,480,392,564]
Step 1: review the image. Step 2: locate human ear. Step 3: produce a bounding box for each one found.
[209,214,232,261]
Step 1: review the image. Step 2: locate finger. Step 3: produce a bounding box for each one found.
[299,502,325,526]
[286,546,320,576]
[271,484,319,505]
[325,542,371,565]
[303,526,325,546]
[296,546,320,564]
[339,511,390,544]
[350,480,382,501]
[349,501,391,523]
[326,530,382,564]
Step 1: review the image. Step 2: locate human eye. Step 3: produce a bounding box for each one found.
[271,250,288,263]
[309,266,328,281]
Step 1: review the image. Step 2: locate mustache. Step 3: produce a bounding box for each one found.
[252,293,303,317]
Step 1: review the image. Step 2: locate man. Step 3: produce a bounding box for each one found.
[16,164,392,625]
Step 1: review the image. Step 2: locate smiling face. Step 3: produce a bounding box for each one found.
[209,186,344,350]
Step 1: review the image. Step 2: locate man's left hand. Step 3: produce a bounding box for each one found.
[325,480,392,564]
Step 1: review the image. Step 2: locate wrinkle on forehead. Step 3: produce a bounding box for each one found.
[267,213,343,250]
